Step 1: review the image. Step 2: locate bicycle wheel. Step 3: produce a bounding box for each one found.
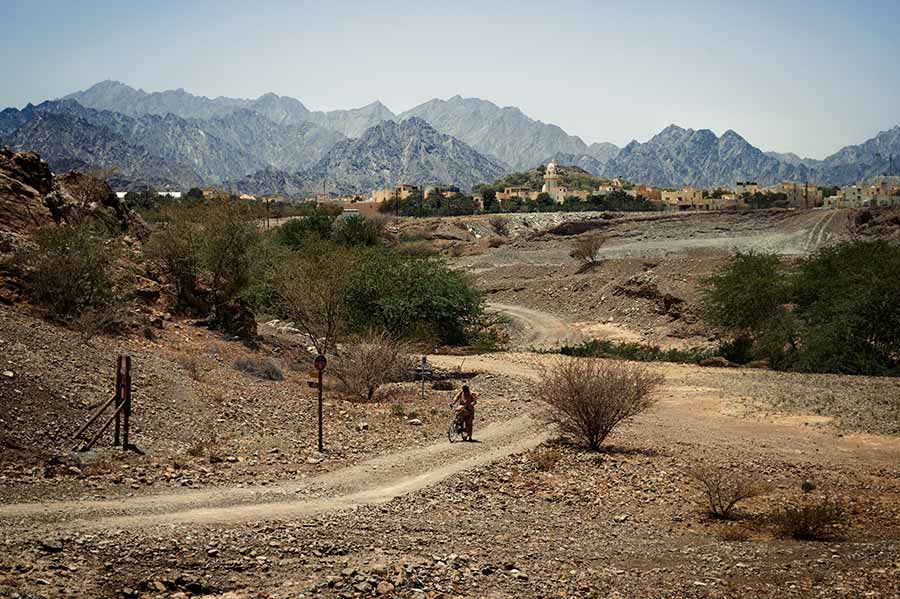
[448,419,464,443]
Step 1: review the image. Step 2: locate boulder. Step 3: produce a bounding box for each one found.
[215,298,258,339]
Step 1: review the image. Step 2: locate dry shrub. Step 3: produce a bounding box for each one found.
[773,497,845,541]
[175,354,203,382]
[432,380,455,391]
[233,356,284,381]
[447,243,467,258]
[569,234,608,270]
[187,436,224,463]
[531,448,562,472]
[537,358,662,451]
[487,236,506,248]
[688,462,771,519]
[332,332,409,402]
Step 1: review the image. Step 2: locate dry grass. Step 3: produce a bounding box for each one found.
[531,448,563,472]
[175,353,203,382]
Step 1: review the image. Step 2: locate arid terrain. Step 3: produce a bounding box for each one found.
[2,208,900,598]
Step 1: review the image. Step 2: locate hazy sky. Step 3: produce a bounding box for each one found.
[3,0,899,158]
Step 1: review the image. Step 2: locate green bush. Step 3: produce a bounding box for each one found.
[344,247,484,345]
[18,220,129,329]
[703,241,900,376]
[558,339,715,364]
[273,210,337,248]
[791,240,900,375]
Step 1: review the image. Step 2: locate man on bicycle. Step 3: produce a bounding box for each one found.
[453,384,478,441]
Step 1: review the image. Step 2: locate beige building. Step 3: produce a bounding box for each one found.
[371,184,421,203]
[496,186,537,202]
[765,182,822,209]
[734,181,759,196]
[660,187,707,211]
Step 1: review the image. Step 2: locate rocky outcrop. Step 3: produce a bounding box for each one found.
[0,147,147,238]
[0,148,54,237]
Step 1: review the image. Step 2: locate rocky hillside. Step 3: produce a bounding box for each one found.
[603,125,812,189]
[0,100,344,189]
[398,95,597,170]
[233,118,509,195]
[603,124,900,189]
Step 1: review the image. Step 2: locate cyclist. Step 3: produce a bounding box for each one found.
[452,384,478,441]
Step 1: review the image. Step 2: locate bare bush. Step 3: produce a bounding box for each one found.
[537,358,662,451]
[233,356,284,381]
[773,497,846,541]
[175,354,203,382]
[186,436,224,463]
[569,234,608,270]
[688,462,771,519]
[332,332,409,402]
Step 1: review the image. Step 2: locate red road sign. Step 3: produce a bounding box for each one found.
[314,354,327,371]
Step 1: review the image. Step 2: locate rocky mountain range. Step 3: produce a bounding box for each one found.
[602,124,900,188]
[231,118,508,195]
[2,80,899,193]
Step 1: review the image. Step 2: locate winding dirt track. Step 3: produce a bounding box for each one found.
[0,414,547,531]
[488,301,584,349]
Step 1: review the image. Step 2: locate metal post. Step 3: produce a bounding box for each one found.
[114,355,123,447]
[420,356,426,402]
[122,355,132,450]
[317,370,324,452]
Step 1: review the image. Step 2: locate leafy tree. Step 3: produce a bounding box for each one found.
[332,214,385,247]
[343,248,484,344]
[791,240,900,375]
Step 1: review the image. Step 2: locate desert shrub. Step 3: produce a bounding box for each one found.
[146,203,265,308]
[447,243,467,257]
[332,215,385,247]
[144,211,204,300]
[431,380,455,391]
[558,339,715,364]
[187,436,224,463]
[486,236,506,248]
[688,462,771,519]
[791,240,900,375]
[396,241,439,257]
[273,210,336,248]
[773,497,846,541]
[175,354,203,382]
[489,215,509,236]
[569,234,608,269]
[331,332,410,402]
[531,448,562,472]
[391,402,407,418]
[703,242,900,375]
[233,356,284,381]
[537,358,662,451]
[18,220,128,328]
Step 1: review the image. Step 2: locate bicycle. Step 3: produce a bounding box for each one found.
[447,406,470,443]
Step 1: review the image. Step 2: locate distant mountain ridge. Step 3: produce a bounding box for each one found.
[1,81,898,192]
[231,118,509,195]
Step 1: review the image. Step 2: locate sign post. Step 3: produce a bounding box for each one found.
[415,355,432,402]
[313,354,327,452]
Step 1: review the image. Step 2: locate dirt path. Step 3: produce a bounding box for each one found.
[488,301,584,349]
[0,414,547,531]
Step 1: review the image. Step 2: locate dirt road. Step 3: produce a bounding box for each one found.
[488,301,584,349]
[0,414,546,531]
